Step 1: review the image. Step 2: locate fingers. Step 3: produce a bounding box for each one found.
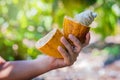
[68,34,82,53]
[60,37,73,54]
[57,33,90,67]
[58,46,70,65]
[83,32,90,47]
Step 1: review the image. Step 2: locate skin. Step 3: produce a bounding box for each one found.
[0,33,90,80]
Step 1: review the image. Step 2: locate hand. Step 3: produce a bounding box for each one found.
[0,33,90,79]
[42,32,90,69]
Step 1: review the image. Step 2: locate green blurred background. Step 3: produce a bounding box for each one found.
[0,0,120,60]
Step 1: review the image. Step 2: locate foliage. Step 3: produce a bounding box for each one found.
[104,45,120,56]
[0,0,52,60]
[93,0,120,38]
[0,0,120,60]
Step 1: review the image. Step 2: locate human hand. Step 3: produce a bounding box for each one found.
[0,33,90,79]
[47,32,90,69]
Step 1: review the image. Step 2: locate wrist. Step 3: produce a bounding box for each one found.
[34,55,56,73]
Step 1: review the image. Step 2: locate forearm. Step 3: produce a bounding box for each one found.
[0,60,37,80]
[0,56,54,80]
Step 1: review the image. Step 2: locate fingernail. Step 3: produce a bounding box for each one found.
[58,46,62,51]
[57,46,60,51]
[68,34,72,38]
[61,36,64,40]
[58,46,61,50]
[60,37,64,42]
